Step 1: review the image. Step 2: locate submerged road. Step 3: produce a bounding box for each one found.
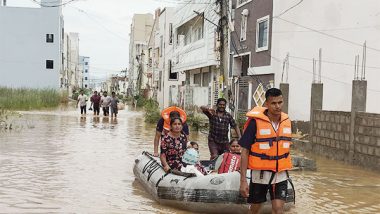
[0,106,379,213]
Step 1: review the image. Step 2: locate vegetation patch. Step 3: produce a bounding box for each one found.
[0,87,67,110]
[143,98,161,123]
[0,107,22,131]
[186,112,208,131]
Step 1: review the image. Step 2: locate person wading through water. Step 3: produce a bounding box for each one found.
[201,98,241,160]
[239,88,294,214]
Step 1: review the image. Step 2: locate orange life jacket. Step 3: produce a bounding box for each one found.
[161,106,187,131]
[244,107,292,172]
[218,152,241,174]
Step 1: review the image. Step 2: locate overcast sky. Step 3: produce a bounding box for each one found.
[7,0,176,81]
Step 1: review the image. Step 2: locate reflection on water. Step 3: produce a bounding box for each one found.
[0,107,379,213]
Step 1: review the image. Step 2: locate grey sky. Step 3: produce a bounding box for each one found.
[7,0,175,81]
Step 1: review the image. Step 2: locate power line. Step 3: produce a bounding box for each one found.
[69,5,129,42]
[272,25,380,34]
[289,55,380,70]
[30,0,81,7]
[274,0,304,18]
[264,52,380,93]
[153,0,211,4]
[274,17,380,53]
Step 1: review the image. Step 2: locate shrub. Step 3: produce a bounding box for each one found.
[143,99,160,123]
[0,87,64,110]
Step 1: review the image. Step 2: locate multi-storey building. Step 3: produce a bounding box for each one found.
[147,7,186,109]
[0,0,63,88]
[61,32,82,96]
[231,0,380,120]
[230,0,274,117]
[80,56,90,89]
[171,1,221,108]
[128,13,154,97]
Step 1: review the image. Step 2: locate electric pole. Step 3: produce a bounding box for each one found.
[217,0,229,102]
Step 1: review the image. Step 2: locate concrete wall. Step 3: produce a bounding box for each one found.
[353,112,380,170]
[310,110,380,170]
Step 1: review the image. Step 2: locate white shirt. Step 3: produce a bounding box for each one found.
[251,170,288,184]
[77,94,87,106]
[100,96,112,107]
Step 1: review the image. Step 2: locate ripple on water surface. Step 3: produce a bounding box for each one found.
[0,108,379,213]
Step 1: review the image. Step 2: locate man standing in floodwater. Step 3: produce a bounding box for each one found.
[77,90,88,115]
[110,92,119,118]
[90,91,101,116]
[201,98,241,160]
[100,91,111,116]
[239,88,293,214]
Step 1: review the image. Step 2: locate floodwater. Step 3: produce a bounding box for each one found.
[0,106,379,213]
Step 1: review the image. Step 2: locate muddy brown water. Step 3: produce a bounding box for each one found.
[0,107,379,213]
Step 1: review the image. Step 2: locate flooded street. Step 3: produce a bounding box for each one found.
[0,107,379,213]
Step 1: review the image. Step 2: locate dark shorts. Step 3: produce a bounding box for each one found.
[248,180,288,204]
[102,107,109,116]
[80,105,86,114]
[111,107,118,115]
[208,137,229,159]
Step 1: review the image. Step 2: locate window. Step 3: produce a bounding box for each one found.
[159,70,162,91]
[85,62,88,65]
[253,83,266,107]
[184,29,192,45]
[46,60,54,69]
[85,69,88,73]
[237,0,251,8]
[46,34,54,43]
[241,54,249,76]
[194,73,201,85]
[256,16,270,52]
[193,25,204,41]
[160,36,163,57]
[84,77,88,80]
[202,71,210,87]
[240,14,247,41]
[85,84,88,88]
[168,60,178,80]
[169,23,173,45]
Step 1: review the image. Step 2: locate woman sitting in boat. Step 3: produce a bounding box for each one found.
[213,139,242,174]
[160,117,188,173]
[181,148,208,176]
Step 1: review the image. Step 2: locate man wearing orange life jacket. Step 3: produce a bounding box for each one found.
[239,88,292,214]
[153,106,189,157]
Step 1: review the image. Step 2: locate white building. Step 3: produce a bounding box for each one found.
[172,1,220,108]
[247,0,380,120]
[0,0,63,88]
[128,13,154,97]
[146,8,187,109]
[80,56,90,89]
